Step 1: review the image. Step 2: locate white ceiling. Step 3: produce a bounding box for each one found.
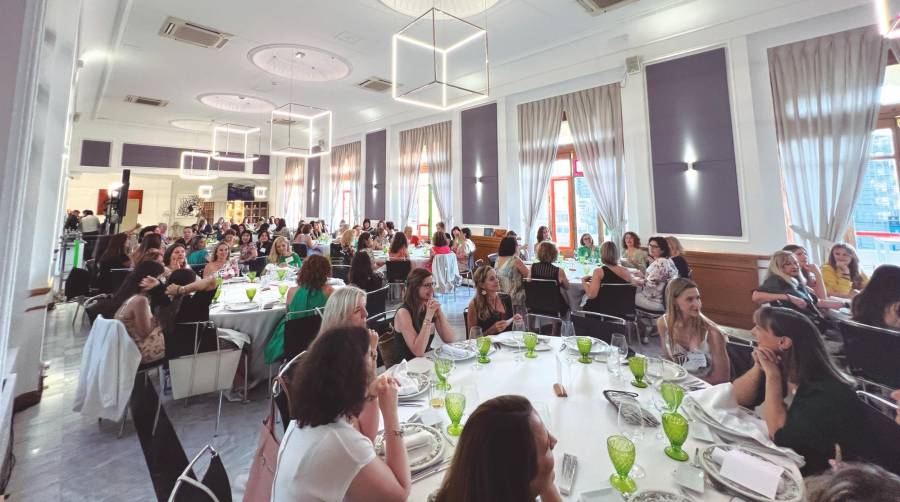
[74,0,872,142]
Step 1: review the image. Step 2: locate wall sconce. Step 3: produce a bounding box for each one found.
[686,161,695,172]
[198,185,213,199]
[254,186,268,199]
[475,176,483,183]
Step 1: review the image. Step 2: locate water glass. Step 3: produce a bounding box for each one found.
[276,269,287,281]
[628,356,648,388]
[468,326,483,341]
[433,357,454,391]
[576,336,593,364]
[476,336,492,365]
[278,284,288,299]
[429,382,445,409]
[245,287,257,302]
[561,320,575,339]
[523,332,539,359]
[607,435,638,495]
[646,357,664,389]
[606,349,621,378]
[246,271,257,282]
[445,392,466,436]
[662,412,690,461]
[660,382,685,413]
[611,333,628,360]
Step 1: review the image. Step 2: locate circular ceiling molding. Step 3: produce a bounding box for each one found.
[248,44,352,82]
[197,93,275,113]
[169,119,217,132]
[379,0,499,18]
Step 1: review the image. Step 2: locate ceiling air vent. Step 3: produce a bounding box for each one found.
[576,0,639,16]
[159,16,232,49]
[356,77,393,93]
[125,95,169,107]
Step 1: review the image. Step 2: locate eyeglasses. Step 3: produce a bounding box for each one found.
[648,244,659,249]
[422,282,435,288]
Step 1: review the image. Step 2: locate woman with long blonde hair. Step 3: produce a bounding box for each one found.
[268,235,302,267]
[657,278,730,384]
[466,266,521,336]
[319,286,369,334]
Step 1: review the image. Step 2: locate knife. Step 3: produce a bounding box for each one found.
[412,458,453,482]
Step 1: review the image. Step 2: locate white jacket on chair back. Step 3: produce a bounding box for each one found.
[73,315,142,421]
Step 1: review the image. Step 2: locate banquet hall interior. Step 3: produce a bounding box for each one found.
[3,0,900,500]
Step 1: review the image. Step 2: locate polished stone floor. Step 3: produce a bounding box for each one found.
[5,287,688,501]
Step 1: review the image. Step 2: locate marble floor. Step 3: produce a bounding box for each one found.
[6,287,678,501]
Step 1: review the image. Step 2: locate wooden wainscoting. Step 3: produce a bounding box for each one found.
[470,235,504,265]
[682,251,768,329]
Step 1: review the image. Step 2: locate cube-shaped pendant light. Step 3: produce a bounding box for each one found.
[180,151,217,180]
[211,123,260,162]
[392,8,489,111]
[269,103,332,158]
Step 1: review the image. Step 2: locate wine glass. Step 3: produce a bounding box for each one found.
[468,326,482,341]
[662,412,690,461]
[660,382,686,414]
[523,332,539,359]
[245,287,257,302]
[445,392,466,436]
[433,357,454,391]
[276,268,286,281]
[476,336,491,366]
[607,435,638,495]
[561,320,575,339]
[212,285,222,303]
[606,347,621,378]
[628,356,648,388]
[246,271,257,283]
[645,357,664,389]
[576,336,593,364]
[616,396,647,479]
[512,307,527,362]
[278,284,288,300]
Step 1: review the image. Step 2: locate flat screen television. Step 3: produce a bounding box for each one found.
[227,183,255,201]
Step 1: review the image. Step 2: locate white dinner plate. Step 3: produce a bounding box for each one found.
[646,360,688,381]
[223,302,258,312]
[630,490,693,502]
[562,336,609,355]
[398,373,430,400]
[698,444,803,502]
[374,423,445,473]
[494,332,552,351]
[433,341,496,361]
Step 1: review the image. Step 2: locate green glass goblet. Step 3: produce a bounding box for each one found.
[445,392,466,436]
[476,336,491,364]
[246,271,257,282]
[523,332,539,359]
[278,284,288,300]
[577,336,593,364]
[245,287,257,302]
[628,356,648,388]
[607,435,638,495]
[276,269,286,281]
[212,286,222,303]
[662,412,690,461]
[433,357,453,391]
[660,382,685,413]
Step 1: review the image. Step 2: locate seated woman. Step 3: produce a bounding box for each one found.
[393,268,456,359]
[576,233,600,262]
[732,306,865,475]
[388,231,410,261]
[822,243,869,299]
[97,232,133,293]
[203,242,240,279]
[782,244,826,300]
[319,286,370,334]
[222,229,239,252]
[293,223,315,251]
[338,229,356,263]
[533,226,551,258]
[256,231,272,257]
[269,236,302,268]
[633,236,678,312]
[529,241,569,314]
[130,232,162,264]
[265,255,334,364]
[373,227,388,249]
[433,395,562,502]
[581,241,633,310]
[620,231,648,272]
[186,236,208,266]
[656,278,730,384]
[357,232,383,270]
[805,462,900,502]
[162,243,190,277]
[403,225,420,246]
[466,266,522,336]
[666,236,691,278]
[238,230,258,265]
[426,231,453,272]
[452,227,476,273]
[271,325,411,502]
[349,251,385,293]
[112,261,167,364]
[851,264,900,329]
[495,236,530,308]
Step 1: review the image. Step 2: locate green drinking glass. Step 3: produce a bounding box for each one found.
[628,356,648,388]
[662,412,690,461]
[276,269,287,281]
[246,271,257,282]
[245,287,257,302]
[445,392,466,436]
[212,286,222,303]
[523,332,539,359]
[476,336,491,364]
[577,336,593,364]
[215,276,224,288]
[278,284,288,299]
[607,435,638,494]
[433,357,453,391]
[660,382,685,413]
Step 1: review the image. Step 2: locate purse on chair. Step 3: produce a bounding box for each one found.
[377,327,403,369]
[243,391,282,502]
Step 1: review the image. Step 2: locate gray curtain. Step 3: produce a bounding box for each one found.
[768,26,886,263]
[517,97,564,250]
[426,121,453,228]
[561,84,627,247]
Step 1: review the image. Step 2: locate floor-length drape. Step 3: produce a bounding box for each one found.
[340,141,363,224]
[426,121,453,228]
[517,97,564,251]
[398,127,428,229]
[562,84,627,247]
[769,26,886,263]
[282,157,304,226]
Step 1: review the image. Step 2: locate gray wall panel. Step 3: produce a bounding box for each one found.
[460,102,499,225]
[364,129,387,220]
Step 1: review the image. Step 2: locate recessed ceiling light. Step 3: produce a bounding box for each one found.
[170,119,216,131]
[197,93,275,113]
[248,44,352,82]
[379,0,499,18]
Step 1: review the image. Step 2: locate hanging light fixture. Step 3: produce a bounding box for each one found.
[391,6,489,110]
[211,123,260,162]
[180,151,217,180]
[269,53,333,158]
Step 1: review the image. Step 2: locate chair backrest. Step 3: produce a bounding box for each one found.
[292,243,308,258]
[331,264,350,282]
[167,321,241,400]
[84,259,99,288]
[839,320,900,388]
[487,253,498,267]
[65,267,92,299]
[84,294,112,324]
[164,321,220,360]
[432,253,460,293]
[367,310,398,368]
[586,283,637,320]
[100,268,132,294]
[385,260,412,284]
[330,242,343,258]
[249,256,268,275]
[725,338,755,381]
[463,307,470,334]
[366,285,389,318]
[571,310,628,345]
[855,390,900,475]
[283,309,323,362]
[169,445,232,502]
[524,278,565,317]
[189,263,206,276]
[272,352,307,430]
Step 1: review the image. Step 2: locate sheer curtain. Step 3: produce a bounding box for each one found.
[426,121,453,228]
[398,127,428,229]
[562,84,627,247]
[769,26,886,263]
[328,145,349,228]
[340,141,362,224]
[517,96,563,249]
[282,157,304,226]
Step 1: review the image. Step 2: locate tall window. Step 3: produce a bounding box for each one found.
[851,127,900,269]
[408,161,441,239]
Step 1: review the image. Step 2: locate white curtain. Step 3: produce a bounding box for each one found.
[769,26,886,263]
[329,141,362,226]
[561,84,627,247]
[282,157,304,226]
[426,121,453,228]
[398,127,428,229]
[517,96,564,248]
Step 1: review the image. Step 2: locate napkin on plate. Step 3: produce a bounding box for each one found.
[403,430,432,451]
[385,360,420,396]
[713,447,784,499]
[437,343,470,359]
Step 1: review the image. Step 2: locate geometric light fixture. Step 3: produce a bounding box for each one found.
[179,151,217,180]
[269,103,332,158]
[198,184,214,198]
[254,186,268,199]
[391,7,489,111]
[211,123,260,162]
[876,0,900,38]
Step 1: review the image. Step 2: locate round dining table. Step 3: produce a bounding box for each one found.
[395,337,802,501]
[524,259,597,310]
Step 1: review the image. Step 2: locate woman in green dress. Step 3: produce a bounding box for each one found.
[269,236,302,268]
[264,254,334,364]
[575,233,600,262]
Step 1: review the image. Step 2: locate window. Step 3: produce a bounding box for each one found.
[851,127,900,270]
[407,159,441,240]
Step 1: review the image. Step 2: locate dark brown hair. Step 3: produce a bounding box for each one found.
[622,231,641,249]
[498,236,518,257]
[805,462,900,502]
[297,254,331,290]
[435,395,538,502]
[851,264,900,327]
[109,261,165,315]
[389,231,408,254]
[402,268,432,315]
[432,231,448,247]
[290,325,373,425]
[163,243,186,268]
[535,226,549,244]
[99,233,129,265]
[648,235,670,258]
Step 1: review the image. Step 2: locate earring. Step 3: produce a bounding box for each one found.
[480,290,486,295]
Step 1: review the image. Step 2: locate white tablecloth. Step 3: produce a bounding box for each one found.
[396,337,802,501]
[374,248,431,269]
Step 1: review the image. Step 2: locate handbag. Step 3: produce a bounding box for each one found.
[243,393,280,502]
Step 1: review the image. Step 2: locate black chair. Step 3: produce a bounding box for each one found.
[366,285,389,318]
[170,445,232,502]
[839,320,900,389]
[331,264,350,283]
[855,390,900,475]
[84,258,100,291]
[524,278,567,318]
[189,263,206,276]
[584,283,637,322]
[367,310,397,368]
[283,308,323,362]
[249,256,268,276]
[571,310,629,346]
[65,268,93,326]
[272,352,307,432]
[725,336,756,381]
[385,260,412,284]
[330,243,344,264]
[84,293,112,325]
[292,243,308,258]
[99,267,132,294]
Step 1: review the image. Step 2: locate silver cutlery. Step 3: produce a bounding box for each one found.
[411,458,453,482]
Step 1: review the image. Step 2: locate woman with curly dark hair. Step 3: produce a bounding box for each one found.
[621,231,648,272]
[265,254,334,364]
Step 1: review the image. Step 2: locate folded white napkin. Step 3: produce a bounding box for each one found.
[714,447,784,499]
[437,344,470,359]
[385,360,420,396]
[403,430,432,451]
[216,328,251,349]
